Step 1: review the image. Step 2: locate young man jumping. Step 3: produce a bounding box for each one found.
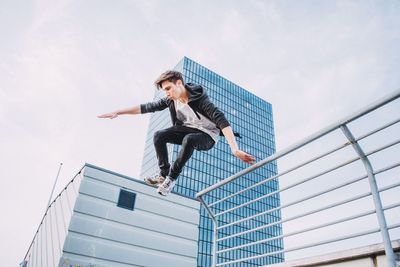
[98,70,255,196]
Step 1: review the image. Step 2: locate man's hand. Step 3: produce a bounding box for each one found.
[221,126,256,165]
[233,150,256,165]
[97,112,118,119]
[97,105,141,119]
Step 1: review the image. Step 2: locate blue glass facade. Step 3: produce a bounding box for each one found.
[140,57,283,266]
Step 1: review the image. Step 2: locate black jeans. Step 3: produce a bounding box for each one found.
[153,125,215,180]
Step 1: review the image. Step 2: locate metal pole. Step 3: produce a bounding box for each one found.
[48,207,55,267]
[212,219,218,267]
[198,196,218,267]
[46,163,63,209]
[340,125,396,267]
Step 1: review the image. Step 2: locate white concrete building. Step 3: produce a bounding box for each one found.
[22,164,200,267]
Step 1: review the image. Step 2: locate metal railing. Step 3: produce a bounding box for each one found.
[196,89,400,267]
[20,167,84,267]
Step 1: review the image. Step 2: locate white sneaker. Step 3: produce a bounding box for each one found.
[144,174,165,187]
[157,176,176,196]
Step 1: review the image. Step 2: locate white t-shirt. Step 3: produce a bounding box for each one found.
[175,100,220,143]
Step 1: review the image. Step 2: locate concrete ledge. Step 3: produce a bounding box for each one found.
[268,240,400,267]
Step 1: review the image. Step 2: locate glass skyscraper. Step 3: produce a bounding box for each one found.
[140,57,283,266]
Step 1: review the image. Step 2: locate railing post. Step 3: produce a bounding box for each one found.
[340,125,397,267]
[198,196,218,267]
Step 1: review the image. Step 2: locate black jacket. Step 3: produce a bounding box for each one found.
[140,83,240,137]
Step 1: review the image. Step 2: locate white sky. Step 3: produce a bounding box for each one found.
[1,0,399,266]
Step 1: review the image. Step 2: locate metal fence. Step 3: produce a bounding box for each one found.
[196,89,400,267]
[20,167,84,267]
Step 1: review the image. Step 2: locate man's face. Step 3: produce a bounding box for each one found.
[161,80,184,100]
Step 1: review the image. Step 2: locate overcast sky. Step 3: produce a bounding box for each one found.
[1,0,400,266]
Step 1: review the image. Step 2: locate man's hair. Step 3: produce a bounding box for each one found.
[154,70,184,89]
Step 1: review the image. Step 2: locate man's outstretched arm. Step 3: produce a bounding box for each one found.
[97,105,141,119]
[222,126,256,165]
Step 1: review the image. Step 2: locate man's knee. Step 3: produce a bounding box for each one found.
[154,129,167,144]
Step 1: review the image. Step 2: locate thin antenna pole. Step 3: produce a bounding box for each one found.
[46,163,63,209]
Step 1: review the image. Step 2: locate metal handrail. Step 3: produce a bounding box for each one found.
[197,89,400,267]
